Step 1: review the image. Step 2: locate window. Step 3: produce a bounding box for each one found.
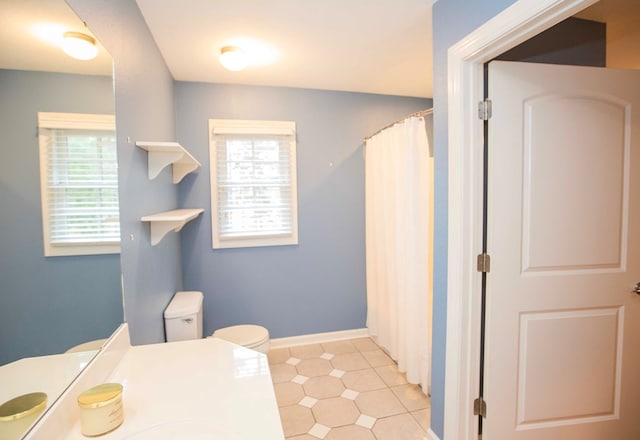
[38,112,120,256]
[209,119,298,249]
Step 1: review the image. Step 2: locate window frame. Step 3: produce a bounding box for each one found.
[209,119,299,249]
[38,112,120,257]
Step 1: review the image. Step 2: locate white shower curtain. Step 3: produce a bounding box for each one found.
[365,115,433,394]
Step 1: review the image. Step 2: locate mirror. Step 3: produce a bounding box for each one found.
[0,0,122,436]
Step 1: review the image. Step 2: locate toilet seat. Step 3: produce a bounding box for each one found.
[211,325,270,351]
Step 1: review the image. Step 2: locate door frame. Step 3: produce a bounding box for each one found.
[444,0,600,439]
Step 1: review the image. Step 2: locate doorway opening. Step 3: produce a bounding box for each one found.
[443,0,640,438]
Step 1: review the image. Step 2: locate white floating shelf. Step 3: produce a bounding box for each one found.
[136,141,201,184]
[141,208,204,246]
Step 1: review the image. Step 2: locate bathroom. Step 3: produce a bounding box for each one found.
[1,0,434,438]
[5,0,640,439]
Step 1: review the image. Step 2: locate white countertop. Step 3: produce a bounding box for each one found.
[0,351,97,439]
[24,325,284,440]
[0,351,97,407]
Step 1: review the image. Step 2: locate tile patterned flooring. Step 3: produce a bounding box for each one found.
[268,338,430,440]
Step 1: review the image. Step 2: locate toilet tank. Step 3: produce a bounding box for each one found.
[164,291,203,342]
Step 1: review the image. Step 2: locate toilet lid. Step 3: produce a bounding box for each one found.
[212,325,269,348]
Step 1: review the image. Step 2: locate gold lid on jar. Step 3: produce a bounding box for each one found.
[0,392,48,422]
[77,383,123,409]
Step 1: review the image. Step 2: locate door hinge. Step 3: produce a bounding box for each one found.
[477,253,491,273]
[474,397,487,418]
[478,99,492,120]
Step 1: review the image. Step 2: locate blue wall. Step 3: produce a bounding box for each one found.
[68,0,181,345]
[431,0,517,437]
[0,70,122,364]
[176,82,432,337]
[68,1,432,346]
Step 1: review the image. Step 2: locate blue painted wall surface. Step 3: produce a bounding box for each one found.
[68,0,180,345]
[176,82,432,337]
[0,70,122,364]
[431,0,517,437]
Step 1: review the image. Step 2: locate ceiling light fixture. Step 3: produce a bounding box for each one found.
[62,31,98,61]
[219,46,248,71]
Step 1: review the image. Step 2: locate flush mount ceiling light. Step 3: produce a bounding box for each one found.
[62,31,98,61]
[219,46,248,71]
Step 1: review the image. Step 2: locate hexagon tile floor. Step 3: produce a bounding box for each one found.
[268,337,430,440]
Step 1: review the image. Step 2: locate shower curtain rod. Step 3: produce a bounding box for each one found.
[364,108,433,141]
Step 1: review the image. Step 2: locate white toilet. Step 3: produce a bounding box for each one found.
[163,291,270,354]
[210,324,270,354]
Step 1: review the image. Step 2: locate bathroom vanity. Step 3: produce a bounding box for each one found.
[22,324,284,439]
[0,351,96,414]
[0,351,97,439]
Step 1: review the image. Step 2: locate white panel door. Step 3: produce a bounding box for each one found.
[484,61,640,439]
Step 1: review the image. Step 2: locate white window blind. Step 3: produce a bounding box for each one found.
[38,113,120,256]
[209,119,298,249]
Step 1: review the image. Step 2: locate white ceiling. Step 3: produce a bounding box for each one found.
[0,0,112,76]
[135,0,435,98]
[3,0,635,100]
[1,0,434,98]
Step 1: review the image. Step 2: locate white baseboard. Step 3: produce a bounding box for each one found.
[424,428,440,440]
[270,328,369,348]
